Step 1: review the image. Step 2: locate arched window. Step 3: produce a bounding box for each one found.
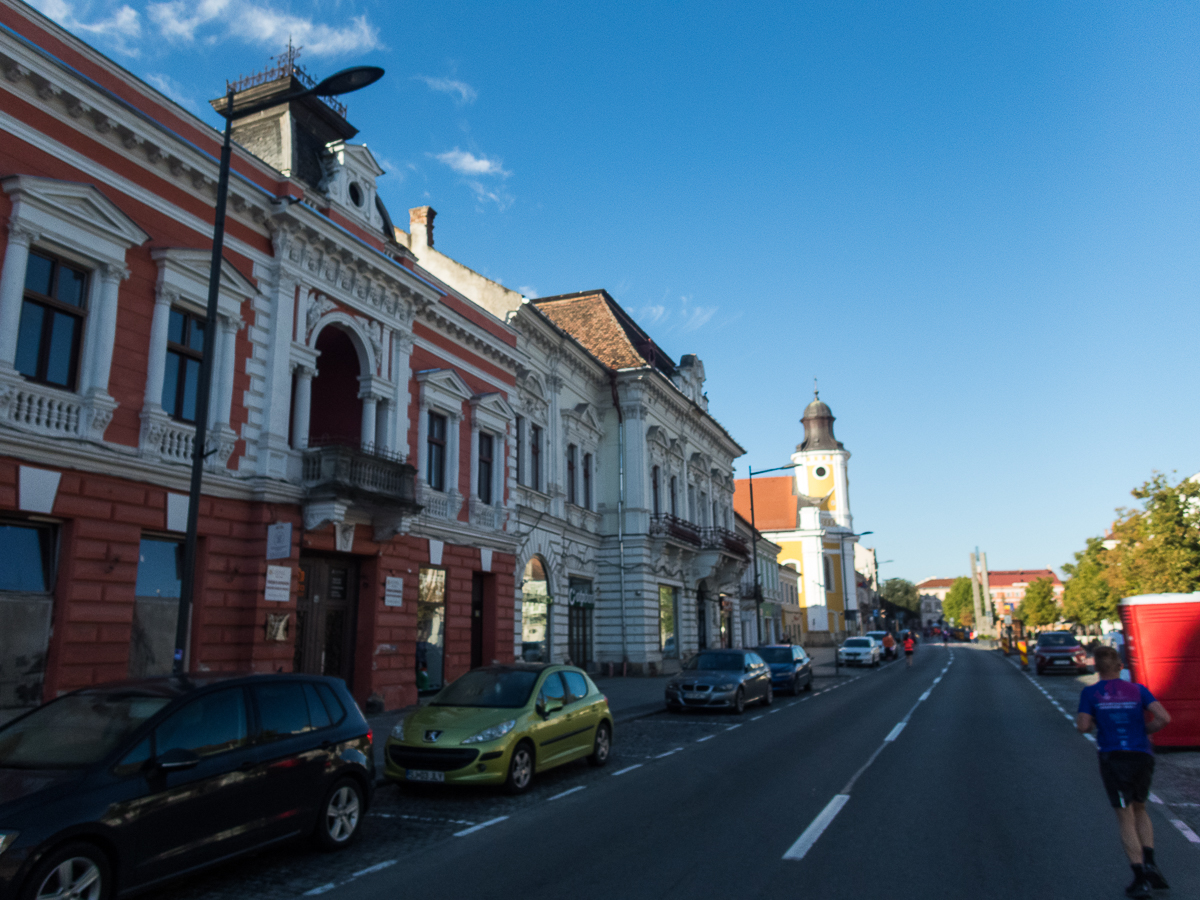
[521,557,551,663]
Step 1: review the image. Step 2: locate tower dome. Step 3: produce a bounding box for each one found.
[797,390,844,452]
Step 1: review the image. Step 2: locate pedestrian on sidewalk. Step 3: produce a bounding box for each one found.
[1076,646,1172,898]
[903,633,915,668]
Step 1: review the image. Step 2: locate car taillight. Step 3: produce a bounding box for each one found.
[366,728,373,745]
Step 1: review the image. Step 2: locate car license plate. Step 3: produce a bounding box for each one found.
[1054,659,1071,665]
[684,691,706,700]
[406,769,445,782]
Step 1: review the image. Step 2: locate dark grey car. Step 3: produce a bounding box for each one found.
[665,650,773,714]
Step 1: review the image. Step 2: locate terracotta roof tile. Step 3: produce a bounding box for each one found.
[533,290,676,373]
[732,477,797,531]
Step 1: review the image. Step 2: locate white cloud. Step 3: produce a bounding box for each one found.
[144,72,195,108]
[415,75,477,105]
[635,296,718,333]
[465,179,514,211]
[518,285,539,299]
[145,0,380,56]
[31,0,142,54]
[434,148,510,177]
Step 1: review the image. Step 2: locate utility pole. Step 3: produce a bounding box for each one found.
[969,550,984,633]
[979,551,995,635]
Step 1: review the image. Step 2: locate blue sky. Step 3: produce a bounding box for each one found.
[31,0,1200,584]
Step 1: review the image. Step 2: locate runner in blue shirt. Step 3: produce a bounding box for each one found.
[1077,646,1172,898]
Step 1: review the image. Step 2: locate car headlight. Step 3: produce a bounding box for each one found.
[717,683,737,691]
[0,832,18,857]
[461,719,518,745]
[666,682,680,691]
[390,717,409,741]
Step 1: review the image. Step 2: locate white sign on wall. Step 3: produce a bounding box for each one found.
[265,565,292,603]
[265,523,292,560]
[384,577,404,607]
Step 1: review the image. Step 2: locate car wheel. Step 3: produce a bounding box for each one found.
[732,688,746,715]
[20,842,110,900]
[588,722,612,767]
[805,675,814,691]
[315,777,364,851]
[505,741,535,794]
[762,683,773,706]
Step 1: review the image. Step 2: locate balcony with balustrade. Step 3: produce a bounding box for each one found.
[301,440,419,510]
[649,513,702,546]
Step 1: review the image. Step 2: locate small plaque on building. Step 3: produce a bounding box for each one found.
[265,565,292,602]
[384,577,404,607]
[266,523,292,560]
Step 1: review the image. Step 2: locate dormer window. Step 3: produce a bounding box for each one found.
[349,182,364,208]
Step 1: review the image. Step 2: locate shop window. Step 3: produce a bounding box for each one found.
[427,412,447,491]
[659,585,679,658]
[521,557,550,662]
[162,309,206,423]
[130,537,182,678]
[566,444,577,505]
[568,577,594,667]
[15,250,88,390]
[417,567,446,692]
[583,453,593,509]
[0,522,54,592]
[478,432,494,504]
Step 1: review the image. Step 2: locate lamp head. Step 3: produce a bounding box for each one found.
[313,66,385,97]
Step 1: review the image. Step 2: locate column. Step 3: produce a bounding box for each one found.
[142,289,174,410]
[469,416,481,498]
[375,399,392,454]
[84,264,125,396]
[211,316,239,430]
[447,411,461,494]
[360,393,379,450]
[391,334,413,461]
[0,224,38,371]
[416,401,429,483]
[258,274,297,476]
[291,365,314,449]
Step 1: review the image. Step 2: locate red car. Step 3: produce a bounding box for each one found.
[1034,632,1090,675]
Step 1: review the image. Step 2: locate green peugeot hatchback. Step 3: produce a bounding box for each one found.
[384,664,612,794]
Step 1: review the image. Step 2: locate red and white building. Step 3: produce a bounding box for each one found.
[916,570,1065,623]
[0,0,521,712]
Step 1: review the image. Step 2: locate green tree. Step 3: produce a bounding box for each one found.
[941,576,975,627]
[882,578,920,612]
[1105,473,1200,597]
[1015,576,1059,627]
[1062,537,1117,626]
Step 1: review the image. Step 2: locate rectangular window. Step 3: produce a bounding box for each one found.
[427,411,447,491]
[670,476,678,516]
[651,465,660,516]
[659,585,679,658]
[515,416,524,485]
[417,567,447,692]
[130,537,183,678]
[566,444,577,505]
[162,308,206,422]
[530,424,542,491]
[0,522,55,592]
[478,432,494,505]
[823,555,835,590]
[583,453,592,509]
[0,521,56,708]
[15,250,88,390]
[568,600,593,668]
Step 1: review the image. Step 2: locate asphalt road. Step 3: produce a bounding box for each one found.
[152,645,1200,900]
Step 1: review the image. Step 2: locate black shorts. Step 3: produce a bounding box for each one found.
[904,650,913,656]
[1098,751,1155,808]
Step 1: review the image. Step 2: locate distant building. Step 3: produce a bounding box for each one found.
[917,571,1064,623]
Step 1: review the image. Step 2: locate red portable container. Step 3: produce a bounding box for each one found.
[1120,593,1200,748]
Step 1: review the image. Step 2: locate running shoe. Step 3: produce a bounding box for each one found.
[1125,875,1152,899]
[1143,863,1169,890]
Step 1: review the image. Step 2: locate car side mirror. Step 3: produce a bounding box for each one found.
[744,664,753,673]
[155,747,201,772]
[541,698,563,717]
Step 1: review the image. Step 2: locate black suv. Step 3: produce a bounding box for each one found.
[0,673,373,899]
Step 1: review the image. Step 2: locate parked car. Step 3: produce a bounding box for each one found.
[665,650,773,714]
[384,664,612,795]
[837,637,881,667]
[0,673,373,900]
[755,644,814,695]
[1034,631,1090,675]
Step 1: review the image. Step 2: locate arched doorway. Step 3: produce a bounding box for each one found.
[521,557,551,662]
[309,326,363,446]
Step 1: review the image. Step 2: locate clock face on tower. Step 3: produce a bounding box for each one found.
[813,466,827,478]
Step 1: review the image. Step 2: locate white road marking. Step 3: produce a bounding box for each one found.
[548,786,586,801]
[769,708,781,714]
[1170,819,1200,843]
[351,861,397,878]
[655,747,684,758]
[371,813,476,825]
[696,734,715,742]
[884,722,906,742]
[1083,734,1096,743]
[751,715,764,721]
[919,690,931,702]
[303,884,335,896]
[454,816,509,837]
[1150,793,1164,804]
[726,724,742,731]
[783,794,850,860]
[612,764,643,776]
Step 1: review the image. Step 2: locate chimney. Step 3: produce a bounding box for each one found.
[409,206,437,248]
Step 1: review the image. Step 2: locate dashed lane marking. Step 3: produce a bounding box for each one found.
[696,735,715,742]
[769,708,781,714]
[1170,819,1200,844]
[454,816,509,837]
[654,747,684,759]
[548,786,586,801]
[782,794,850,860]
[919,690,931,702]
[369,813,476,826]
[884,722,906,742]
[351,861,397,878]
[751,715,764,721]
[612,764,643,776]
[726,724,742,731]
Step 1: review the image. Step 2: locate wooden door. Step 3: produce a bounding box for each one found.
[295,557,358,688]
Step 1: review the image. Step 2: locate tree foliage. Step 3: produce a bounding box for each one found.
[882,578,920,612]
[1015,576,1059,627]
[1061,537,1116,626]
[941,576,975,626]
[1061,472,1200,626]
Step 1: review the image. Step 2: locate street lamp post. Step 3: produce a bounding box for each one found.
[171,65,385,674]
